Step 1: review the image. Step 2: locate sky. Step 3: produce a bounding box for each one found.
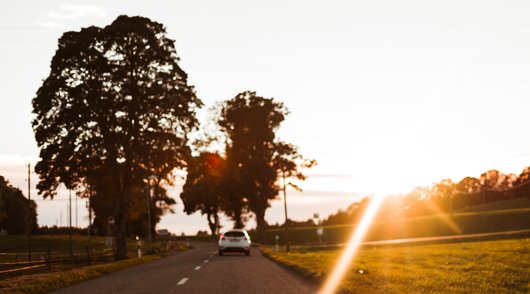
[1,0,530,235]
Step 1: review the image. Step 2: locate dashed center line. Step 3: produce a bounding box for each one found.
[204,259,209,263]
[177,277,189,286]
[194,266,201,270]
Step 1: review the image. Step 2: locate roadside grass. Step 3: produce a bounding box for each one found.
[0,255,160,294]
[263,238,530,293]
[0,234,190,292]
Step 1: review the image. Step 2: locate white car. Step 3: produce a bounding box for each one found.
[218,229,251,256]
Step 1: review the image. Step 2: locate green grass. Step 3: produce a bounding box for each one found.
[0,255,160,294]
[0,235,113,263]
[456,197,530,213]
[254,207,530,245]
[263,238,530,293]
[0,235,107,253]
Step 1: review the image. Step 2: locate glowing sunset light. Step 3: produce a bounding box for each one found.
[318,193,387,294]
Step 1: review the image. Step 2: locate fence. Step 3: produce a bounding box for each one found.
[0,237,185,278]
[0,246,115,277]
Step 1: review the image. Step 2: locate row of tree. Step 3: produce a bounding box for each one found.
[180,92,315,239]
[322,167,530,226]
[32,15,313,259]
[0,176,37,234]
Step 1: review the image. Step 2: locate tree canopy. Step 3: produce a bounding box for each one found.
[32,15,201,259]
[0,176,37,234]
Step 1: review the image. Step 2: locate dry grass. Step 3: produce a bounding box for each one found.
[264,238,530,293]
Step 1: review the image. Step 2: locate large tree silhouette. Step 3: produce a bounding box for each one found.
[180,152,226,238]
[217,91,314,237]
[32,15,201,259]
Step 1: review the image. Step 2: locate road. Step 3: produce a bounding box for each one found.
[52,242,317,294]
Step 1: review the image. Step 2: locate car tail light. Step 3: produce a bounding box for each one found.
[243,237,247,240]
[220,234,226,240]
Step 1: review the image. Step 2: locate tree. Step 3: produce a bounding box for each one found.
[32,15,201,259]
[0,176,37,234]
[432,179,455,213]
[180,152,225,238]
[514,166,530,186]
[217,91,315,237]
[454,176,482,208]
[456,177,481,194]
[479,170,515,191]
[510,166,530,199]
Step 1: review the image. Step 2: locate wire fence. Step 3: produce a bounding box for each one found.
[0,246,115,277]
[0,237,185,278]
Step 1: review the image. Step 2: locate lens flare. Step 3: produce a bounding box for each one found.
[318,193,386,294]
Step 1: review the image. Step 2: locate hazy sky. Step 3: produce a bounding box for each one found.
[2,0,530,234]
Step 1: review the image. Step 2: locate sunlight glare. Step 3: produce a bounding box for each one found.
[318,193,386,294]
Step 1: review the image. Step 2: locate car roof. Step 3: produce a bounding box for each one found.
[223,229,248,233]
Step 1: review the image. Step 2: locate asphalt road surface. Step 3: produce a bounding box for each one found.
[52,242,317,294]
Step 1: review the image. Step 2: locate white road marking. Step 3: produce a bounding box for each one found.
[204,259,209,263]
[194,266,201,270]
[177,278,189,286]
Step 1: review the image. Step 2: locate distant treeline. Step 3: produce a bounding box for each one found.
[321,166,530,226]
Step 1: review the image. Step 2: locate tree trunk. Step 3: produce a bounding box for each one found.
[114,209,128,260]
[254,208,267,243]
[207,212,219,239]
[233,208,244,229]
[112,170,129,260]
[214,213,219,236]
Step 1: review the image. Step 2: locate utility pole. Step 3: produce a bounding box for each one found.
[75,193,78,228]
[282,169,290,252]
[27,163,31,261]
[87,183,92,240]
[146,176,156,253]
[69,188,72,257]
[146,175,158,253]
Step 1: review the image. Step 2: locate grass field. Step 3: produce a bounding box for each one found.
[456,197,530,213]
[0,235,106,253]
[256,205,530,245]
[264,238,530,293]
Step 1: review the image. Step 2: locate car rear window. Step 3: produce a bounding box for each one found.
[224,231,245,237]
